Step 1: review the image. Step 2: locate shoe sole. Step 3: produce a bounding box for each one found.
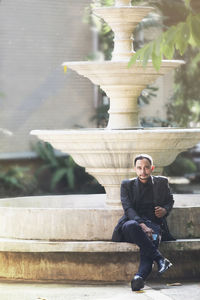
[131,277,144,291]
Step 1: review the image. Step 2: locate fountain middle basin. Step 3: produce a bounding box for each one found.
[31,128,200,206]
[63,60,184,129]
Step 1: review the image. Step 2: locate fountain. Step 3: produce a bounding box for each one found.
[0,0,200,282]
[32,0,200,207]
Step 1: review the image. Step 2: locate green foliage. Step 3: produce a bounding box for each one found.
[185,0,191,9]
[132,0,145,4]
[33,141,104,194]
[0,166,36,197]
[0,166,29,190]
[100,0,114,5]
[143,0,200,127]
[129,0,200,71]
[34,141,76,191]
[86,0,200,127]
[149,0,188,26]
[164,153,197,177]
[0,141,105,198]
[90,104,109,127]
[138,85,158,106]
[85,0,162,60]
[167,47,200,127]
[84,1,114,60]
[141,116,171,127]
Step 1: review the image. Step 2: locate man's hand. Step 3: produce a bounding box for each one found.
[139,223,153,240]
[155,206,167,218]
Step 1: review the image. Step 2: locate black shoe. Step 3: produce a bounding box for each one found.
[157,258,172,275]
[131,275,144,291]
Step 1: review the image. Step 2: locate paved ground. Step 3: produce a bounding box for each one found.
[0,280,199,300]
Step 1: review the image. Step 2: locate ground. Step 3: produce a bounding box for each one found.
[0,280,199,300]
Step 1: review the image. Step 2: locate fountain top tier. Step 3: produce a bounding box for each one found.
[115,0,132,6]
[63,59,184,129]
[63,1,184,129]
[93,5,154,60]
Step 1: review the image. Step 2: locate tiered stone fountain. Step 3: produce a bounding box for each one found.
[0,0,200,282]
[32,0,200,207]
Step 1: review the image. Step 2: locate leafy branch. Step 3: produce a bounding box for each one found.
[128,0,200,71]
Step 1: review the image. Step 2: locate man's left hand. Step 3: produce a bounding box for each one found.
[155,206,167,218]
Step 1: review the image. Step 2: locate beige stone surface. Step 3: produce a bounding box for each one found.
[64,60,184,129]
[31,129,200,205]
[0,193,199,282]
[63,1,182,129]
[0,239,139,253]
[32,1,200,206]
[116,0,132,7]
[0,280,200,300]
[0,194,200,241]
[0,238,200,253]
[0,251,140,282]
[139,72,174,122]
[93,6,154,61]
[63,1,183,129]
[1,193,199,208]
[0,239,199,281]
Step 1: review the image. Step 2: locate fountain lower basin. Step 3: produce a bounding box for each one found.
[0,194,200,241]
[31,128,200,206]
[0,194,200,282]
[0,194,117,241]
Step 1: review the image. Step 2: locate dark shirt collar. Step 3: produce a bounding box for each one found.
[138,176,152,187]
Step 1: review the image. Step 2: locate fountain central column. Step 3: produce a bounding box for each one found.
[93,1,155,128]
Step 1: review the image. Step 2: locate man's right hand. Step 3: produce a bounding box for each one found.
[139,223,153,240]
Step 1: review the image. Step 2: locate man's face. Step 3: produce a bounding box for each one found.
[134,158,154,183]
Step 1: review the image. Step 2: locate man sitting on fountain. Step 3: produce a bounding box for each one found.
[112,153,175,291]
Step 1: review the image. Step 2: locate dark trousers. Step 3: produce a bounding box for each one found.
[122,219,162,280]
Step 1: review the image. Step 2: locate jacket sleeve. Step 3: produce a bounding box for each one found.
[162,178,174,216]
[121,180,143,223]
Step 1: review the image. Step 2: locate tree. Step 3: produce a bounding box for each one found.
[127,0,200,127]
[129,0,200,71]
[167,46,200,127]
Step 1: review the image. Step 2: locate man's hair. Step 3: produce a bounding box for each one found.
[134,154,153,166]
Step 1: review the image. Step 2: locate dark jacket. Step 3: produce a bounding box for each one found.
[112,176,175,242]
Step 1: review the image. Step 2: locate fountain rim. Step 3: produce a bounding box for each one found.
[63,60,185,67]
[31,128,200,136]
[1,194,200,209]
[92,6,155,14]
[93,6,154,10]
[0,194,108,209]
